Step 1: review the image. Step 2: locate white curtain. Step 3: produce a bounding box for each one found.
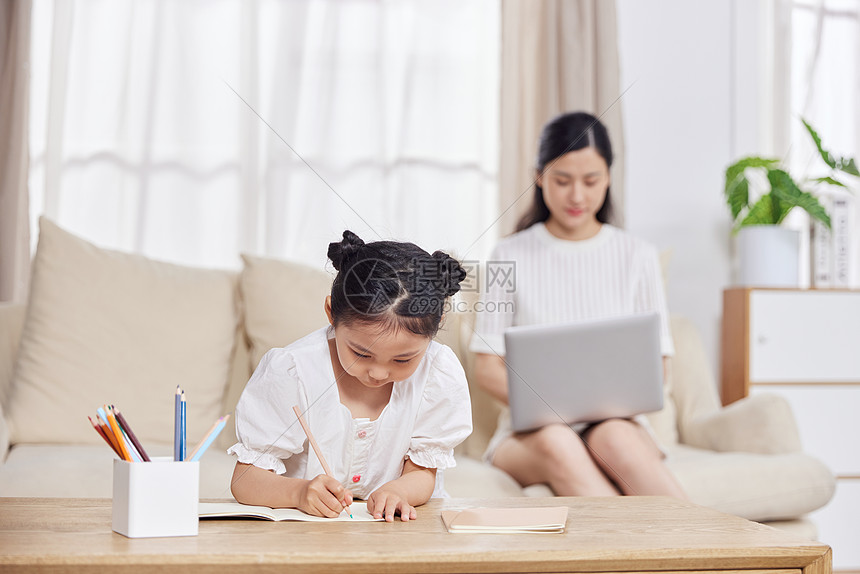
[28,0,500,270]
[772,0,859,286]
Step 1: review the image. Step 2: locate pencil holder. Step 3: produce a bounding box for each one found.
[112,457,199,538]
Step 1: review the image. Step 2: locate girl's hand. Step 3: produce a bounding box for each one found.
[367,485,418,522]
[297,475,353,518]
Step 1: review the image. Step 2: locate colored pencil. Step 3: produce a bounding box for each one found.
[108,405,142,462]
[88,416,122,457]
[96,406,111,428]
[174,386,182,461]
[105,404,132,462]
[113,406,150,462]
[95,413,122,454]
[180,390,187,461]
[188,414,230,462]
[292,405,352,518]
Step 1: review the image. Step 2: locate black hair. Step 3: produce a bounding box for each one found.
[327,230,467,338]
[515,111,615,232]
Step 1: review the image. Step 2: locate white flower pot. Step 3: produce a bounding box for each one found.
[737,226,800,287]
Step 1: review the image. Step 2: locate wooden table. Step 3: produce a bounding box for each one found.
[0,496,831,573]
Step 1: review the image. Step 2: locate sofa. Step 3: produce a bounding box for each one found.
[0,218,835,538]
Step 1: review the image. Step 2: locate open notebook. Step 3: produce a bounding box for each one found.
[199,501,382,522]
[441,506,568,534]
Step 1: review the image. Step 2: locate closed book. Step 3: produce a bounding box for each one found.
[831,193,853,288]
[441,506,568,534]
[812,194,833,288]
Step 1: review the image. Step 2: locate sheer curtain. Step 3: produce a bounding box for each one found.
[28,0,500,271]
[772,0,859,286]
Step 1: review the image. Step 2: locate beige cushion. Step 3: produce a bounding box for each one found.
[666,443,835,522]
[444,456,525,498]
[682,392,803,455]
[239,254,333,371]
[8,218,238,445]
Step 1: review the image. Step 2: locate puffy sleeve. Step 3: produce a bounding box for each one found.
[469,244,515,356]
[633,244,675,357]
[227,348,308,474]
[407,345,473,469]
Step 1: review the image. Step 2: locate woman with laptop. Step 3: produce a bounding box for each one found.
[470,111,686,499]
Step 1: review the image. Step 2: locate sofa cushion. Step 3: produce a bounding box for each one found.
[239,254,333,372]
[8,218,239,446]
[439,455,525,498]
[0,443,235,498]
[665,443,835,522]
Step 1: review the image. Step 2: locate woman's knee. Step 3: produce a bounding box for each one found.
[585,419,653,462]
[530,424,592,465]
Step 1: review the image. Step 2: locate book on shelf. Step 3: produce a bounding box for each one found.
[832,193,854,288]
[812,194,833,288]
[812,189,855,289]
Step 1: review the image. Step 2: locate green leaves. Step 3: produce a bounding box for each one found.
[724,162,832,232]
[739,194,783,227]
[724,157,778,220]
[802,118,859,177]
[724,119,853,233]
[812,176,846,188]
[768,169,831,228]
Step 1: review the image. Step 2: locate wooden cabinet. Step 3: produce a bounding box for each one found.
[721,287,860,571]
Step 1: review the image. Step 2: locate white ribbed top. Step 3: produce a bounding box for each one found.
[469,223,674,357]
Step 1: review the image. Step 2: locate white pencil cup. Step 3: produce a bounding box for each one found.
[112,457,199,538]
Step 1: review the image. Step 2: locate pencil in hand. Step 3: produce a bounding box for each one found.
[292,405,353,519]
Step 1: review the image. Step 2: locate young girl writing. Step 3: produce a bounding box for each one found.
[471,111,686,499]
[228,231,472,521]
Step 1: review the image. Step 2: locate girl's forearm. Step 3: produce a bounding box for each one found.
[230,462,307,508]
[386,460,437,505]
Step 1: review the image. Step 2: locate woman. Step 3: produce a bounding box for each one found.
[470,112,686,498]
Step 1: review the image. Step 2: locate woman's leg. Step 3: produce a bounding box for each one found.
[583,419,687,499]
[492,423,620,496]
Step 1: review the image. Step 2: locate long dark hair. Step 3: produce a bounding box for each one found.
[327,231,467,338]
[515,111,615,232]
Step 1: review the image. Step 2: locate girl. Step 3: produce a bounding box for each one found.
[471,111,686,499]
[229,231,472,521]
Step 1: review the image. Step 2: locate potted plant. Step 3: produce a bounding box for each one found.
[724,119,856,287]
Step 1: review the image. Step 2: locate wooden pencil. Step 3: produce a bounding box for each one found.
[187,414,226,461]
[105,404,132,461]
[88,416,122,457]
[292,405,352,518]
[113,407,151,462]
[95,415,122,455]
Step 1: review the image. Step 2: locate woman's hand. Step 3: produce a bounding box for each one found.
[297,475,353,518]
[367,484,417,522]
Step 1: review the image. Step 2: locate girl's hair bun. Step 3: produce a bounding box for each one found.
[328,230,365,271]
[431,250,468,297]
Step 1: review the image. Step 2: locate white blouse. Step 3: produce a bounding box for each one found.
[470,223,674,357]
[228,326,472,499]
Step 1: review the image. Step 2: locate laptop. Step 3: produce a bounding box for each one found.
[504,312,664,433]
